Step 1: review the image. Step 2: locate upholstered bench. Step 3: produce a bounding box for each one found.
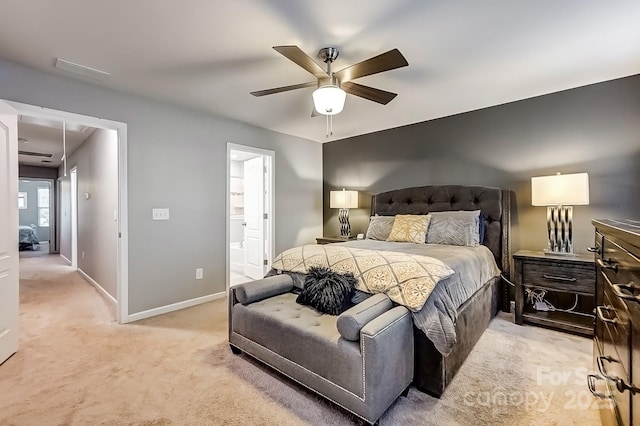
[228,274,414,425]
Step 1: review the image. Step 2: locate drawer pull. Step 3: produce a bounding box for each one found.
[597,355,619,381]
[542,274,577,282]
[611,282,640,303]
[587,374,608,399]
[596,258,618,272]
[595,306,618,325]
[587,246,600,254]
[615,377,640,394]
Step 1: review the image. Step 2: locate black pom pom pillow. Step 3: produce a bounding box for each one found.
[296,266,357,315]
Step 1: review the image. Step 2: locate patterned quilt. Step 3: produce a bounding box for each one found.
[272,244,455,311]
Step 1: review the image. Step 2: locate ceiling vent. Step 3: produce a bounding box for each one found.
[55,58,110,81]
[18,150,53,158]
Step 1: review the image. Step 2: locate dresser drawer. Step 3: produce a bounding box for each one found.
[600,275,631,377]
[597,343,632,426]
[522,260,595,296]
[600,238,640,305]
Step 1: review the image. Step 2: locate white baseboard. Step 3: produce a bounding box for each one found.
[77,268,117,306]
[60,254,71,265]
[127,291,226,323]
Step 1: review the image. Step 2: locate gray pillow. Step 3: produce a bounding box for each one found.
[426,210,481,247]
[337,293,393,341]
[235,274,293,304]
[365,216,395,241]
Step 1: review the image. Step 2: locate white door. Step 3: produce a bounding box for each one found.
[0,100,19,364]
[244,156,265,279]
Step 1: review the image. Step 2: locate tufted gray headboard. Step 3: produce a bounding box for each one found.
[371,185,511,277]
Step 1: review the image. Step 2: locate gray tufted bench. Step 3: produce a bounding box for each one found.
[228,274,414,425]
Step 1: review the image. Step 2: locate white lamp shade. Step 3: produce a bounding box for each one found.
[531,172,590,206]
[330,190,358,209]
[313,85,346,115]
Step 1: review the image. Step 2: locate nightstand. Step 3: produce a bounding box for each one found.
[513,250,595,336]
[316,236,357,245]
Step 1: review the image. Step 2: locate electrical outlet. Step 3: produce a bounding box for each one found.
[152,208,170,221]
[82,251,85,260]
[195,268,203,280]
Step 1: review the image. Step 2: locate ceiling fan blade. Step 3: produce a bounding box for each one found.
[334,48,408,83]
[250,81,317,97]
[341,81,397,105]
[273,46,329,79]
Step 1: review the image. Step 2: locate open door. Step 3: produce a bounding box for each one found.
[243,156,265,279]
[0,100,19,364]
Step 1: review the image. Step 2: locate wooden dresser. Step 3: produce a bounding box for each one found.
[589,219,640,426]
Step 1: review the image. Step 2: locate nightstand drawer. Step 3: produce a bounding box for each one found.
[514,250,596,336]
[522,261,595,295]
[316,236,356,245]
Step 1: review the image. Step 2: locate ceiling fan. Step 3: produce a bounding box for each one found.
[250,46,409,116]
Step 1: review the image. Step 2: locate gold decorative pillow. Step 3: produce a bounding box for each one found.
[386,214,431,244]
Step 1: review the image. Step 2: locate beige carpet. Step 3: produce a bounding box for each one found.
[0,255,601,425]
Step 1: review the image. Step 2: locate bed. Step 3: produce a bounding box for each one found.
[269,184,511,397]
[19,225,39,250]
[365,184,511,396]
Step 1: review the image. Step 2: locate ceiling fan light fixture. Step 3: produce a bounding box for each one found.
[312,85,346,115]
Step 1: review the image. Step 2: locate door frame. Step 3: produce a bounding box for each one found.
[226,142,275,293]
[70,167,78,268]
[4,100,129,324]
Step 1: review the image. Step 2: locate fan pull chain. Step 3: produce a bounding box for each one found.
[325,115,334,139]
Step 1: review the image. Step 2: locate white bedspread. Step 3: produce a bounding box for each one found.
[337,240,500,355]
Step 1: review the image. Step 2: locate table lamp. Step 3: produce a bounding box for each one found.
[330,189,358,237]
[531,172,589,255]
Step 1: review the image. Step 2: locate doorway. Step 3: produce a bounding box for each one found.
[4,100,129,323]
[226,143,274,291]
[17,178,54,257]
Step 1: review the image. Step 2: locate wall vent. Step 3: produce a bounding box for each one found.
[18,150,53,158]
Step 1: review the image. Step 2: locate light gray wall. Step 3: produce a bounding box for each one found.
[323,74,640,255]
[0,58,323,315]
[18,180,51,242]
[58,129,119,298]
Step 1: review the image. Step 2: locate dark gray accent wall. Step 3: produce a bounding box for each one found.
[323,74,640,255]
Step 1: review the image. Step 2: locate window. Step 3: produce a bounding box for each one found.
[37,187,50,227]
[18,192,27,209]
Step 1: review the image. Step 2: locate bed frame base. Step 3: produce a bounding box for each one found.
[413,275,500,397]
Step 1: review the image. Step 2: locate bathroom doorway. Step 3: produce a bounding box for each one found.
[226,143,274,290]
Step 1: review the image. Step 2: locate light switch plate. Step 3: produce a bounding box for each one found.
[152,208,170,221]
[195,268,203,280]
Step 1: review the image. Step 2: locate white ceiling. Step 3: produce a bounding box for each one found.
[17,117,95,168]
[1,1,639,143]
